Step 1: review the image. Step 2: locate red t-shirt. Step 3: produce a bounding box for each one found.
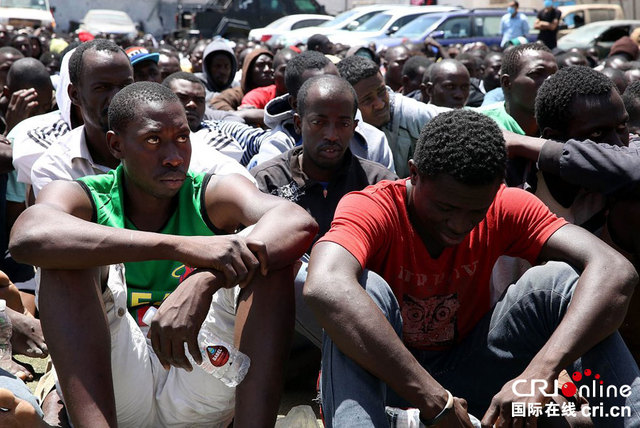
[318,179,567,350]
[240,84,277,109]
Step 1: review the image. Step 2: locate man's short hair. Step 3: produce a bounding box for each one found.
[108,81,179,134]
[0,46,22,57]
[623,80,640,120]
[69,39,125,86]
[307,34,330,51]
[413,109,506,185]
[337,55,380,86]
[535,66,614,132]
[162,71,205,90]
[500,42,551,78]
[284,50,331,98]
[402,55,432,80]
[297,74,358,118]
[6,57,52,92]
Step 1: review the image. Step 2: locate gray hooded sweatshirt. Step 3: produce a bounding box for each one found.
[248,94,395,173]
[195,39,238,102]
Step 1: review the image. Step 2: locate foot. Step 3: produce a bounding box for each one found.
[0,359,33,382]
[7,307,47,358]
[0,388,50,427]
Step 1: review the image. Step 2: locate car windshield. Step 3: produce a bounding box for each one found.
[559,22,610,44]
[87,11,132,25]
[0,0,47,10]
[395,15,440,38]
[353,12,392,32]
[319,9,359,28]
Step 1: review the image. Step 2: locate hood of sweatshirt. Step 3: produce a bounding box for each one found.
[240,48,273,93]
[263,94,294,130]
[56,47,74,129]
[197,39,238,92]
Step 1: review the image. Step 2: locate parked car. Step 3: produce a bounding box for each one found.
[0,0,54,29]
[328,5,460,48]
[375,9,539,51]
[557,20,640,58]
[274,4,398,47]
[557,4,624,38]
[248,14,332,46]
[79,9,138,40]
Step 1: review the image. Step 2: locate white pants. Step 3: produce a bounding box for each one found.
[57,264,241,428]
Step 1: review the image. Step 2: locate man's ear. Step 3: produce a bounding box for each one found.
[408,159,419,185]
[293,112,302,135]
[500,74,511,93]
[425,81,434,97]
[420,82,429,103]
[2,86,8,98]
[106,130,124,160]
[68,83,81,107]
[289,95,298,112]
[401,75,410,89]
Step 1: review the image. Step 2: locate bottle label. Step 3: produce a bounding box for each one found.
[206,345,230,367]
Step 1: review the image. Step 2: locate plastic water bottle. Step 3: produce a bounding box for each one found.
[143,307,250,387]
[0,299,12,369]
[385,406,482,427]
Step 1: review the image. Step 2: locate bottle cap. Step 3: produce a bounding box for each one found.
[0,299,6,311]
[142,306,157,325]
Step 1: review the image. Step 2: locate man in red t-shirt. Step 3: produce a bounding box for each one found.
[304,109,640,426]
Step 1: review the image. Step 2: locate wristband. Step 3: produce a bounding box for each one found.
[420,389,454,427]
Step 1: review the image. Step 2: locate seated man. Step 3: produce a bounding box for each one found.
[9,82,318,427]
[304,109,640,426]
[423,59,470,109]
[252,74,396,344]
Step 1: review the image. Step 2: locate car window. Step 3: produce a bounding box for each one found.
[291,19,328,30]
[352,11,383,28]
[438,16,471,38]
[0,0,47,10]
[354,12,392,31]
[599,25,629,43]
[319,9,358,27]
[393,13,423,30]
[589,9,616,23]
[293,0,321,13]
[474,15,501,37]
[563,11,585,28]
[394,14,441,38]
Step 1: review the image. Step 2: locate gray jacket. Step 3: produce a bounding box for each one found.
[248,94,395,172]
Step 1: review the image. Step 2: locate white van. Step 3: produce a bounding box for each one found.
[557,4,623,38]
[0,0,55,29]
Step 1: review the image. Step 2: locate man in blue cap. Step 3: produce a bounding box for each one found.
[125,45,161,83]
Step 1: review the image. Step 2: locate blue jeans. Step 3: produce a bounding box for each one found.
[321,262,640,427]
[0,368,43,418]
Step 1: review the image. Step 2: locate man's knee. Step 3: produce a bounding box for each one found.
[516,261,580,297]
[359,270,402,333]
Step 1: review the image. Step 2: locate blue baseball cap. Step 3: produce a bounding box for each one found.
[125,46,159,66]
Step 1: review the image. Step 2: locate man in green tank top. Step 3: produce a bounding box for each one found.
[9,82,318,427]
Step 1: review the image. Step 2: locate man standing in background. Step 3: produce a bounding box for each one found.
[501,1,530,47]
[535,0,562,50]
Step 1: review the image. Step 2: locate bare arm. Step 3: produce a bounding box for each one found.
[205,173,318,272]
[304,242,472,425]
[482,224,637,425]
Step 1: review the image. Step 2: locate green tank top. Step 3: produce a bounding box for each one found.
[77,165,218,322]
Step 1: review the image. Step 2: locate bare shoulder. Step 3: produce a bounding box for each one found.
[35,179,94,221]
